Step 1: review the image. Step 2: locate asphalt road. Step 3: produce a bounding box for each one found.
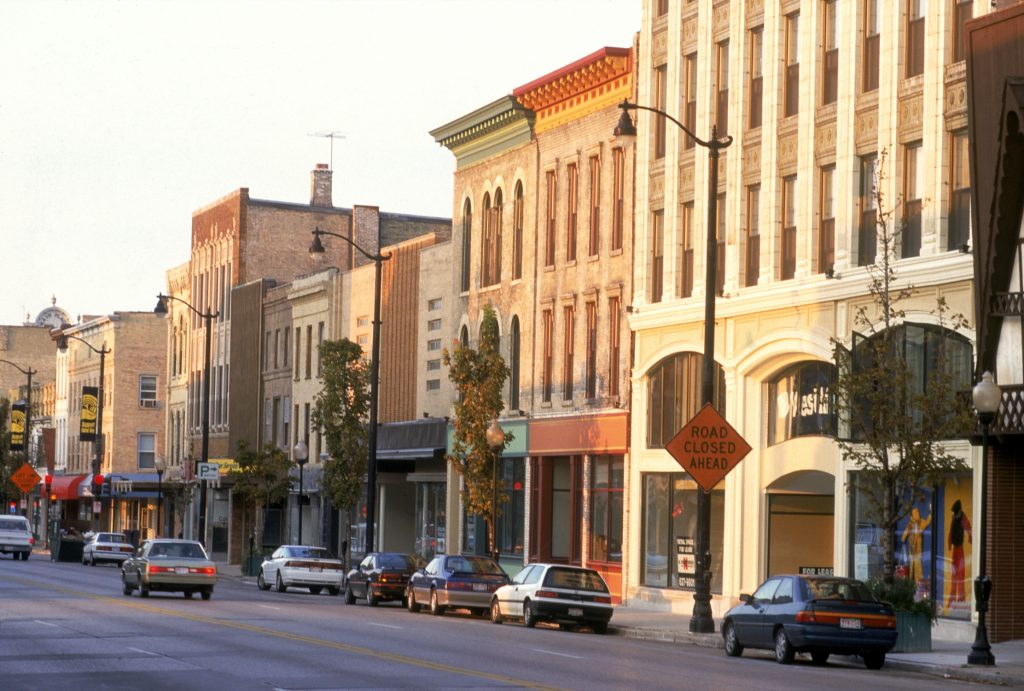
[0,553,981,690]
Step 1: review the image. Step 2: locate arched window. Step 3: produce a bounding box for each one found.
[513,182,524,280]
[494,188,503,283]
[460,325,469,348]
[646,352,726,448]
[509,316,521,410]
[461,199,472,292]
[767,361,837,445]
[481,192,494,286]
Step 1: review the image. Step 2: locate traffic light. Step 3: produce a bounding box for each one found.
[44,474,52,500]
[7,500,15,514]
[92,474,105,497]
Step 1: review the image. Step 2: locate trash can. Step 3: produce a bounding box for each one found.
[56,537,84,563]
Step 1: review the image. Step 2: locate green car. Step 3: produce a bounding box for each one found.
[121,538,218,600]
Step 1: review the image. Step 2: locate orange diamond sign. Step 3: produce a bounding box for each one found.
[665,403,752,492]
[11,462,41,494]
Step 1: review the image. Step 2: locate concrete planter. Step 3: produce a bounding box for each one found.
[893,611,933,652]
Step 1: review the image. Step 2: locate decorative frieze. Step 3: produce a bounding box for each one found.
[746,0,764,23]
[653,28,668,61]
[650,172,665,207]
[743,143,761,184]
[713,2,730,39]
[898,93,924,141]
[855,107,878,153]
[778,132,798,173]
[680,157,696,202]
[815,121,837,164]
[682,17,698,52]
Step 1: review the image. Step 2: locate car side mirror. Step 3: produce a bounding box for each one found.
[739,593,751,604]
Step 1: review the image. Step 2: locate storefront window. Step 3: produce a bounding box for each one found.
[646,352,726,448]
[414,482,446,559]
[496,458,525,556]
[767,361,837,445]
[590,455,623,563]
[642,473,724,593]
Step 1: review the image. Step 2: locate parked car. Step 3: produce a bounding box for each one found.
[345,552,425,606]
[489,563,613,634]
[121,539,217,600]
[82,532,134,566]
[406,554,510,616]
[721,574,898,669]
[0,515,33,560]
[257,545,344,595]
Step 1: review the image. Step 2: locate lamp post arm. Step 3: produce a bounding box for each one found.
[620,99,734,151]
[157,293,220,320]
[311,228,392,264]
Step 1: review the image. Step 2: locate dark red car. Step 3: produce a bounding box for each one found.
[344,552,425,606]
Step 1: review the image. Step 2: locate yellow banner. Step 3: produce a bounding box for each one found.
[10,404,26,450]
[80,386,98,441]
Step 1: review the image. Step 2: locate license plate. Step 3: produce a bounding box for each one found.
[472,583,487,591]
[310,567,321,572]
[176,567,189,574]
[839,617,863,630]
[568,607,583,617]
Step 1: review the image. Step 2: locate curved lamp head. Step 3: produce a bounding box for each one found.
[293,438,309,464]
[485,418,506,451]
[309,228,326,255]
[613,101,637,143]
[154,457,166,474]
[55,333,69,353]
[973,371,1002,417]
[154,294,169,317]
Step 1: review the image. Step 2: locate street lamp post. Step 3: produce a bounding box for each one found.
[55,330,110,531]
[308,226,392,554]
[485,419,506,564]
[969,371,1001,666]
[614,99,732,634]
[1,359,36,521]
[155,458,166,537]
[294,438,309,545]
[155,293,219,546]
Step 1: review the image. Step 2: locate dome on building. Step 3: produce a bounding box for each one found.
[32,296,71,329]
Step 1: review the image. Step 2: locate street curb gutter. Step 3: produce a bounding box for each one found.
[611,625,1021,687]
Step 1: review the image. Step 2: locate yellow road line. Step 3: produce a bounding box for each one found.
[6,575,560,690]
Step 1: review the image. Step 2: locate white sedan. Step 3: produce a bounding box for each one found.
[82,532,134,566]
[257,545,344,595]
[490,563,613,633]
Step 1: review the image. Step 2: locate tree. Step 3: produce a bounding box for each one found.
[444,305,511,557]
[833,150,974,586]
[0,398,14,503]
[230,441,292,554]
[313,339,371,522]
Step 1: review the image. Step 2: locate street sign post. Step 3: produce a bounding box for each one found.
[665,403,752,492]
[196,462,220,481]
[11,463,41,494]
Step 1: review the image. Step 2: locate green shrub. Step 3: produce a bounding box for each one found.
[866,576,936,621]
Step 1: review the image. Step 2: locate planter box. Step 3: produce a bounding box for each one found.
[893,611,933,652]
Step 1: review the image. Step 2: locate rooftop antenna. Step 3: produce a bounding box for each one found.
[308,131,346,170]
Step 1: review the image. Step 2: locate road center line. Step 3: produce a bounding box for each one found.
[367,622,404,630]
[127,646,158,656]
[258,604,281,610]
[33,620,60,627]
[532,649,584,660]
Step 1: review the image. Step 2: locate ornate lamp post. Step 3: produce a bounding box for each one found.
[293,438,309,545]
[0,360,35,464]
[155,457,166,537]
[155,293,219,546]
[613,99,732,634]
[485,419,506,563]
[968,371,1001,666]
[308,226,391,554]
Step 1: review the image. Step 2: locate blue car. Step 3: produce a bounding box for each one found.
[406,554,510,616]
[721,575,898,669]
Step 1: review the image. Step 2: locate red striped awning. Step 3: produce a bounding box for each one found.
[49,474,87,501]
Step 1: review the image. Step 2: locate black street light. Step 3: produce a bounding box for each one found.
[156,293,219,546]
[0,359,36,462]
[614,99,732,634]
[485,419,506,564]
[969,371,1001,666]
[293,438,309,545]
[55,329,110,529]
[309,226,392,554]
[155,458,166,537]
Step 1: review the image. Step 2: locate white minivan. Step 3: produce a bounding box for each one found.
[0,515,34,560]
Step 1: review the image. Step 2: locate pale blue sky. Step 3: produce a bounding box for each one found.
[0,0,638,325]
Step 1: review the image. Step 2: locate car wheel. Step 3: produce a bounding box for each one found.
[367,589,379,607]
[276,572,288,593]
[328,586,341,597]
[122,580,133,596]
[201,589,212,601]
[490,598,503,624]
[257,569,271,591]
[344,584,356,605]
[184,591,194,599]
[723,622,744,657]
[774,628,795,664]
[862,652,885,670]
[429,588,445,616]
[810,650,830,665]
[406,587,420,613]
[82,553,88,565]
[592,621,608,635]
[140,585,150,598]
[22,551,30,561]
[523,600,536,628]
[310,586,323,595]
[89,554,96,566]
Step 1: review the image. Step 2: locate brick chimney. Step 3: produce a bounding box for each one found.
[353,205,380,268]
[310,163,332,207]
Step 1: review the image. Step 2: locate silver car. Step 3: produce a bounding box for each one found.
[121,539,218,599]
[82,532,134,566]
[0,515,33,560]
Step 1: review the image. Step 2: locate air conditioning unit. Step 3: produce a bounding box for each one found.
[140,399,159,409]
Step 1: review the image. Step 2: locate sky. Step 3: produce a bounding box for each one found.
[0,0,639,326]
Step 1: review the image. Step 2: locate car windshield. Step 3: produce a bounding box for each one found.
[149,542,208,559]
[100,534,127,543]
[543,567,609,592]
[806,578,875,601]
[446,556,504,575]
[286,546,330,559]
[380,554,423,570]
[0,518,29,531]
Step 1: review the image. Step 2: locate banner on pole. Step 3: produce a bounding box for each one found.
[80,386,98,441]
[10,403,26,451]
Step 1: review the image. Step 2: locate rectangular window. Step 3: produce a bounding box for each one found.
[542,309,553,403]
[357,334,369,346]
[953,0,973,63]
[563,304,575,401]
[906,0,925,78]
[264,331,272,372]
[651,210,664,303]
[272,396,281,447]
[657,0,669,16]
[716,41,729,136]
[283,396,291,450]
[357,316,369,327]
[745,186,760,287]
[612,149,625,250]
[139,375,157,407]
[294,328,301,379]
[949,130,971,251]
[903,142,923,258]
[427,338,441,351]
[585,301,597,400]
[655,64,668,158]
[864,0,880,91]
[684,54,698,150]
[609,297,621,398]
[822,0,838,105]
[496,458,526,557]
[427,297,442,311]
[426,359,441,371]
[716,194,726,296]
[427,318,442,331]
[273,329,280,369]
[263,398,272,442]
[283,326,290,367]
[513,186,524,279]
[785,12,800,117]
[317,321,324,377]
[589,155,601,256]
[859,154,878,265]
[426,379,441,391]
[590,455,623,564]
[546,170,557,267]
[782,176,798,280]
[305,325,313,379]
[567,162,578,262]
[748,27,763,129]
[137,433,156,470]
[679,203,694,298]
[819,166,836,273]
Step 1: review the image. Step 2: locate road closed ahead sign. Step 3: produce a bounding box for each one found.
[665,403,752,492]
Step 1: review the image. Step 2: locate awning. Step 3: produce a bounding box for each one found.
[49,474,87,501]
[376,419,447,461]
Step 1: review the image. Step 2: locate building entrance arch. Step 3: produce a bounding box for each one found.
[765,470,835,578]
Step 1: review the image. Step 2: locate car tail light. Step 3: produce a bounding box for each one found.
[98,546,111,551]
[188,567,216,575]
[593,595,611,604]
[536,590,559,599]
[29,537,36,546]
[379,573,394,583]
[148,565,175,574]
[120,547,133,553]
[319,563,342,570]
[446,580,473,591]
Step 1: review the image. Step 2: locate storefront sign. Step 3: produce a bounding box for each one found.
[799,566,834,576]
[664,403,752,492]
[676,536,695,589]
